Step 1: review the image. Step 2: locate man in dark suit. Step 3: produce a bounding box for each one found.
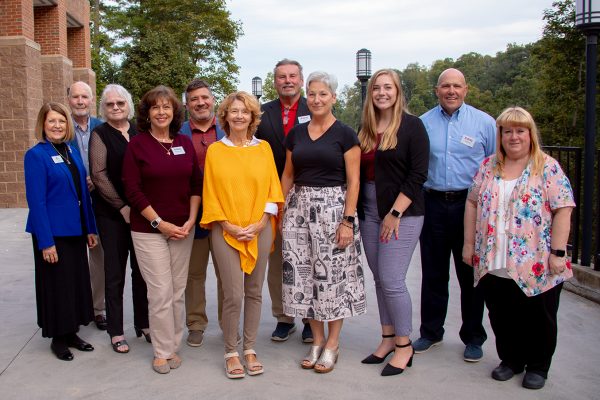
[256,59,313,343]
[68,81,106,331]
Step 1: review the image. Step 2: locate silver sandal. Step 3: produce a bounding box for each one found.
[301,345,323,369]
[314,347,339,373]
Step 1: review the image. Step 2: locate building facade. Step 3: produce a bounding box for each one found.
[0,0,95,207]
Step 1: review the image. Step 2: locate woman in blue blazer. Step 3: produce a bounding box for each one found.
[24,102,99,361]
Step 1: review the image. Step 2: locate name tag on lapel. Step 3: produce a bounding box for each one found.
[171,146,185,155]
[298,115,311,124]
[52,155,64,164]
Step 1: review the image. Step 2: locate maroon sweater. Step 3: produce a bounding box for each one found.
[122,132,202,233]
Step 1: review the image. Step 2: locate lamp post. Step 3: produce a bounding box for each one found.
[575,0,600,268]
[356,48,372,111]
[252,76,263,101]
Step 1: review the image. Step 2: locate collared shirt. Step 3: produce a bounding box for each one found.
[280,99,299,136]
[420,103,496,191]
[189,116,218,170]
[219,135,278,216]
[73,116,92,174]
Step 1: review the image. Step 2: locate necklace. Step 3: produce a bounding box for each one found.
[50,142,71,164]
[149,131,173,155]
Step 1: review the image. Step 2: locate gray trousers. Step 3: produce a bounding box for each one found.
[359,183,423,337]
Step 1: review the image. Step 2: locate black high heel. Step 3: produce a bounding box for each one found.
[381,341,414,376]
[361,334,395,364]
[135,326,151,343]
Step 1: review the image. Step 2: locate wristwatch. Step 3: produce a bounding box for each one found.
[550,248,566,257]
[342,215,355,224]
[150,217,162,229]
[390,209,402,218]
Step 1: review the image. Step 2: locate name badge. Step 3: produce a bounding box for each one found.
[52,155,64,164]
[298,115,311,124]
[460,135,475,148]
[171,146,185,155]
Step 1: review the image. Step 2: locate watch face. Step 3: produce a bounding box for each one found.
[343,216,355,223]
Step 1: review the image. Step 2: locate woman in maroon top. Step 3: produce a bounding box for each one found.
[122,85,202,374]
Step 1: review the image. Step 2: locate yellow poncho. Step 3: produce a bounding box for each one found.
[200,140,284,274]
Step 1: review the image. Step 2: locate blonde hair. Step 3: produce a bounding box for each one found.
[358,69,406,152]
[35,102,75,143]
[495,106,545,176]
[217,91,261,138]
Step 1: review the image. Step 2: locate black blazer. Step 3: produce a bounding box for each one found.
[256,97,311,177]
[357,113,430,220]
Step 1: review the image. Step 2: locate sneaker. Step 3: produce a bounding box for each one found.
[271,322,296,342]
[186,330,204,347]
[413,337,442,353]
[463,343,483,362]
[301,323,313,343]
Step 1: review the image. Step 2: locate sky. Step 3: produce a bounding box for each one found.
[227,0,557,95]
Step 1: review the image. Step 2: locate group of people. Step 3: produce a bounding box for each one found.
[24,59,574,390]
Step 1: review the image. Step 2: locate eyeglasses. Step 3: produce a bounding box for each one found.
[283,107,290,126]
[105,101,127,109]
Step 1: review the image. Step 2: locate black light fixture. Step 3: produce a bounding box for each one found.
[575,0,600,268]
[252,76,263,101]
[356,48,372,112]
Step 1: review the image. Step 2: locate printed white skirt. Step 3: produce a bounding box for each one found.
[282,185,366,321]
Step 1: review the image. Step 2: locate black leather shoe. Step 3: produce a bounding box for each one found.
[51,340,74,361]
[94,314,108,330]
[381,341,413,376]
[362,334,395,364]
[491,364,515,381]
[66,334,94,351]
[522,371,546,389]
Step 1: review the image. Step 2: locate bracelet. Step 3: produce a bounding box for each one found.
[340,221,353,229]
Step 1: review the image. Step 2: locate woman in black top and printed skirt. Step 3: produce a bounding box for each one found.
[281,71,365,374]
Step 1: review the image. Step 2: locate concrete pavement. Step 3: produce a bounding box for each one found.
[0,208,598,399]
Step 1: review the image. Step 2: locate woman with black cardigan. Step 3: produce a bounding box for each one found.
[89,84,150,353]
[357,69,429,376]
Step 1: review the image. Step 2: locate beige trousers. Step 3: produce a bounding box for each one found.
[185,236,223,331]
[211,223,272,353]
[88,235,105,315]
[131,231,194,359]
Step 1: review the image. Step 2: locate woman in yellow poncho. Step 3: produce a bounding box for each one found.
[201,91,284,379]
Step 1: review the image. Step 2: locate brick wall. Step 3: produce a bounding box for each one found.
[0,0,94,208]
[34,1,68,57]
[0,0,34,40]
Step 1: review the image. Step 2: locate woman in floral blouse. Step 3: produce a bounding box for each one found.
[462,107,575,390]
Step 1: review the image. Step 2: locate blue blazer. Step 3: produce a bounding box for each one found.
[179,119,225,239]
[25,141,97,250]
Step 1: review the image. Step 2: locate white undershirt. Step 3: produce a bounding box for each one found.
[489,177,518,279]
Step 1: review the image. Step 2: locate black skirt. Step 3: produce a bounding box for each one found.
[33,235,94,338]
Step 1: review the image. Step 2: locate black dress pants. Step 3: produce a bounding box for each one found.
[96,215,149,337]
[482,274,562,378]
[418,191,487,345]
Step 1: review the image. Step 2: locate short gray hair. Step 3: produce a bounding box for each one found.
[99,84,135,120]
[306,71,337,95]
[274,59,304,80]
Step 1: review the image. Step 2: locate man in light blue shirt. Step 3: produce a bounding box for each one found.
[415,69,496,362]
[68,81,106,330]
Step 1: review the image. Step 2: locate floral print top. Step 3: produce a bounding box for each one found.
[468,154,575,297]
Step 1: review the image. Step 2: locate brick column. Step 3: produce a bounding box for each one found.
[34,1,72,105]
[0,0,40,207]
[0,37,42,207]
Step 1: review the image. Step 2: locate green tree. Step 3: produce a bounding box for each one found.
[261,72,278,102]
[97,0,242,102]
[335,82,361,131]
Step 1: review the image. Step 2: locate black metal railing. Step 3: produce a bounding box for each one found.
[543,146,599,270]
